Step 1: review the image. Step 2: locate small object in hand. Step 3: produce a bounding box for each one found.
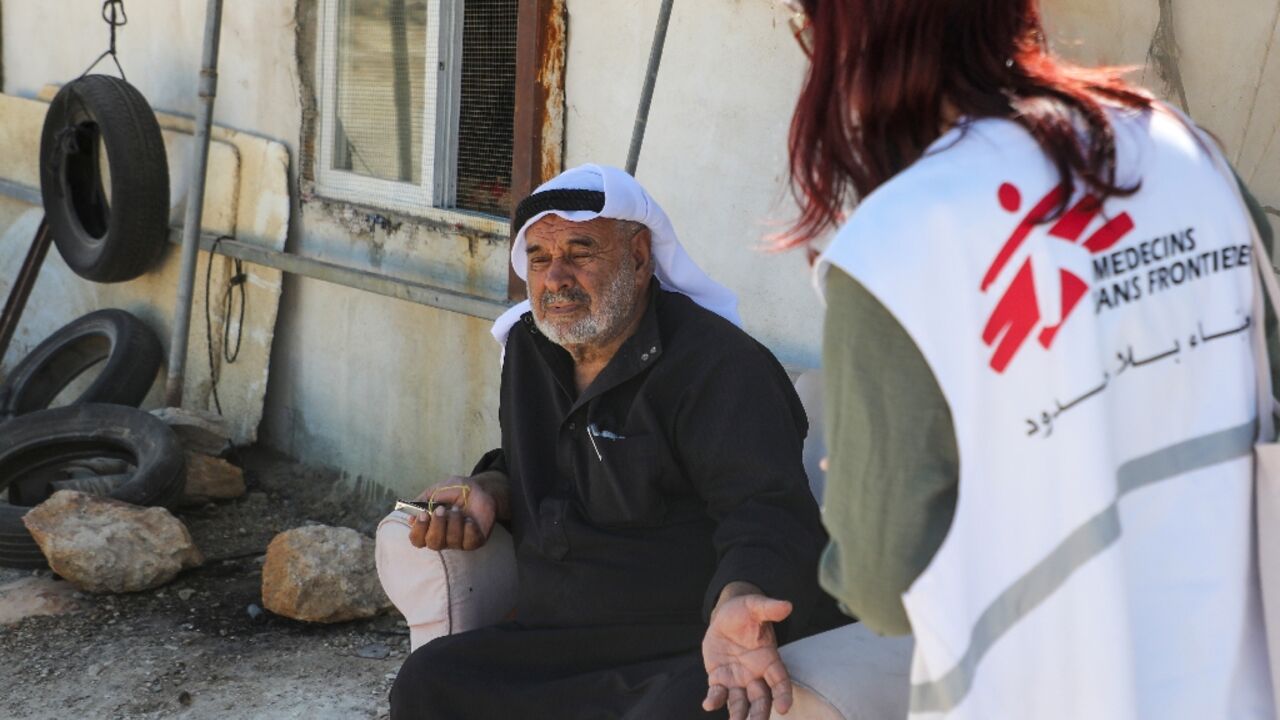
[395,485,471,516]
[394,499,429,515]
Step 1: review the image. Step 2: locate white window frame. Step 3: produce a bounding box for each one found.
[316,0,467,217]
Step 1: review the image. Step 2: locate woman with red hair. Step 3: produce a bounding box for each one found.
[781,0,1278,718]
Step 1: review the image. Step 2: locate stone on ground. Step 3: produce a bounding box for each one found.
[22,491,204,593]
[150,407,233,457]
[261,525,391,623]
[181,451,246,506]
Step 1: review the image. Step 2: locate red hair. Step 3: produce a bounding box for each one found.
[783,0,1154,248]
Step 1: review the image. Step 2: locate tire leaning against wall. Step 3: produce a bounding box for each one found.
[39,75,170,283]
[0,308,162,419]
[0,404,186,569]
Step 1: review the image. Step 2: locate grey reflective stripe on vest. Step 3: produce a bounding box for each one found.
[909,419,1257,714]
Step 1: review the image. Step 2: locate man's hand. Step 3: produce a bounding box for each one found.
[702,582,794,720]
[407,472,504,551]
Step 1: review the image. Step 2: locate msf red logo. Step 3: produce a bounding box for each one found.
[980,183,1135,373]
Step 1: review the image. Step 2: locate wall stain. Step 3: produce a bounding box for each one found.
[1147,0,1191,113]
[367,234,386,268]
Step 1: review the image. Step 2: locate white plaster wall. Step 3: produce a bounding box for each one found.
[3,0,301,151]
[1041,0,1280,226]
[563,0,818,366]
[260,212,507,496]
[263,269,502,494]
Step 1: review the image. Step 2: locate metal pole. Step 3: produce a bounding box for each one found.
[164,0,224,407]
[624,0,675,175]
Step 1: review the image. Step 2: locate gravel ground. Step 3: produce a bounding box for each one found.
[0,448,408,720]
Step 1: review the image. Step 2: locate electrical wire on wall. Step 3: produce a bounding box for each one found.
[204,236,247,416]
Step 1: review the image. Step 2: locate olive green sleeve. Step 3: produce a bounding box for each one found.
[817,268,958,637]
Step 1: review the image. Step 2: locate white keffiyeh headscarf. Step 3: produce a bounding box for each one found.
[491,164,741,348]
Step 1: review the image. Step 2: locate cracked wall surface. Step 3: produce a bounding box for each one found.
[1043,0,1280,235]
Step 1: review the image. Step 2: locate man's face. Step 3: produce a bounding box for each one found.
[525,215,650,349]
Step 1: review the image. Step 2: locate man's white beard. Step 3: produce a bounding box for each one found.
[533,256,638,348]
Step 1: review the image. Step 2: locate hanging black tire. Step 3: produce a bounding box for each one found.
[0,309,162,419]
[0,404,185,569]
[39,74,170,283]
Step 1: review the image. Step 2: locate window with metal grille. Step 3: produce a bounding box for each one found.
[316,0,517,219]
[455,0,517,217]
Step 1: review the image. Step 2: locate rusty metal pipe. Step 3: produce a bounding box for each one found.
[164,0,224,407]
[625,0,675,176]
[0,218,52,364]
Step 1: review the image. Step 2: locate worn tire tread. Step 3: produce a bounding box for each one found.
[0,309,162,417]
[0,405,185,569]
[40,75,170,283]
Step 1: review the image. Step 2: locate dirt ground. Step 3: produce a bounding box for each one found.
[0,448,410,720]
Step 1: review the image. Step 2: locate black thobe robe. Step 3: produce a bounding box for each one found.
[391,286,841,719]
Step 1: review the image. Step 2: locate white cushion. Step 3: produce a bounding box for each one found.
[774,623,914,720]
[374,511,518,650]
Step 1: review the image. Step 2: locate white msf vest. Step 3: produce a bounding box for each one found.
[818,107,1274,719]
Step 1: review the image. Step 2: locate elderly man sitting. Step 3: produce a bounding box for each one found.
[387,165,840,720]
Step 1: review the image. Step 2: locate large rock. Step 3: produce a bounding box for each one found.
[22,491,204,593]
[150,407,233,457]
[182,451,246,505]
[261,525,391,623]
